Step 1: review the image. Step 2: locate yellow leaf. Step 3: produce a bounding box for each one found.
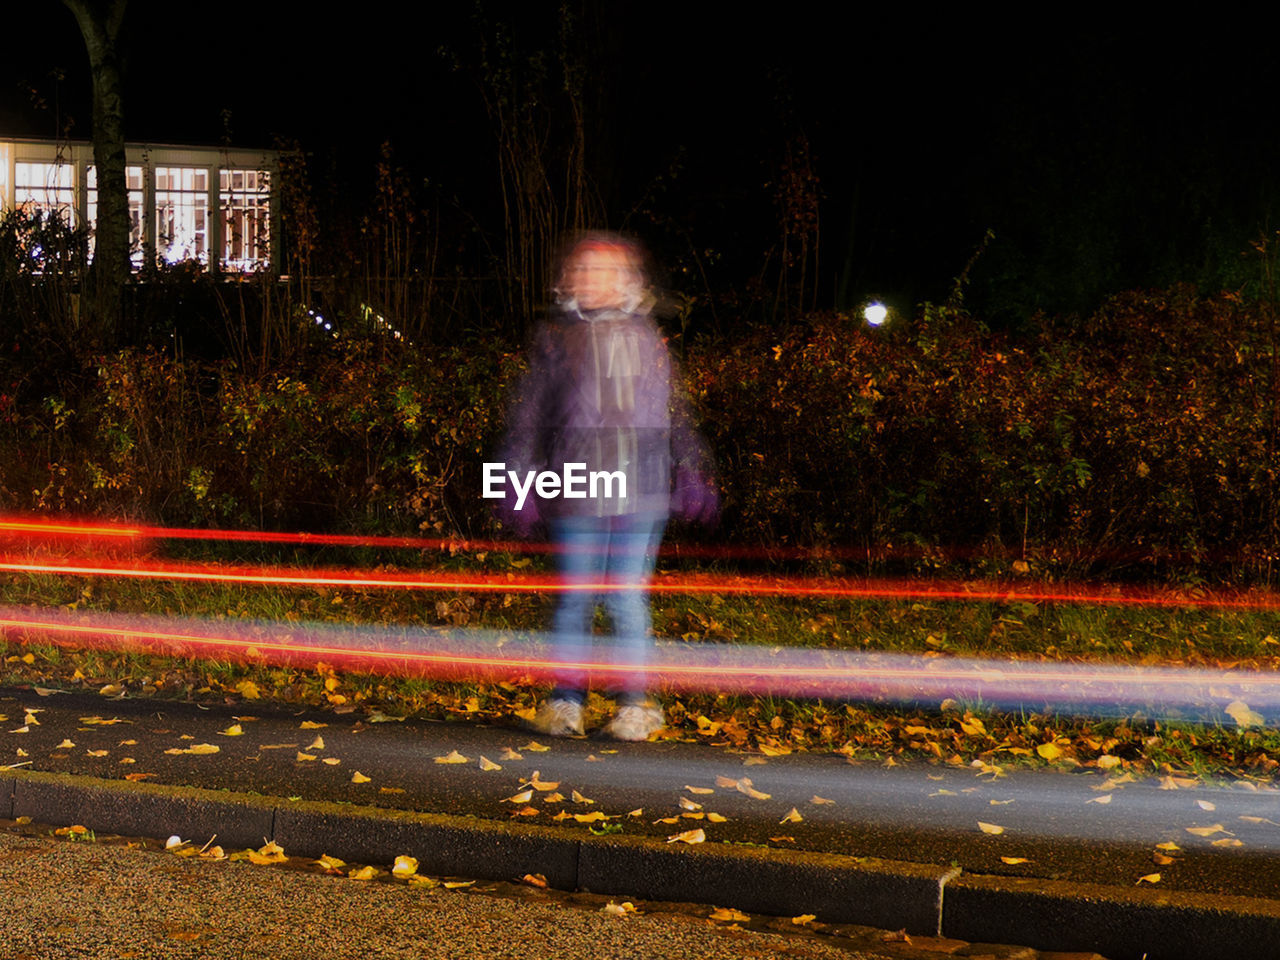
[520,741,551,752]
[792,914,816,925]
[769,836,795,843]
[627,809,643,817]
[989,799,1014,806]
[529,776,560,792]
[407,874,438,887]
[1153,853,1176,866]
[743,757,767,766]
[505,790,534,804]
[434,750,469,764]
[780,807,803,824]
[1036,742,1062,761]
[1096,754,1121,769]
[1239,816,1280,826]
[1197,800,1216,811]
[322,758,341,766]
[709,907,749,922]
[542,792,565,803]
[499,747,524,760]
[667,828,706,844]
[574,812,609,823]
[1000,857,1030,865]
[314,854,346,871]
[235,681,261,700]
[351,771,371,784]
[119,757,135,764]
[187,743,219,755]
[684,785,714,795]
[1088,794,1113,805]
[443,880,474,889]
[348,865,378,880]
[219,724,244,737]
[1185,824,1226,837]
[1137,873,1161,884]
[380,787,405,795]
[1225,700,1265,729]
[930,789,957,797]
[10,726,29,734]
[308,736,325,751]
[300,721,327,729]
[1155,841,1182,852]
[392,855,419,878]
[521,873,548,888]
[296,752,318,762]
[57,739,74,749]
[479,756,502,772]
[1212,838,1244,848]
[811,795,834,805]
[552,811,572,821]
[654,817,680,825]
[681,812,705,820]
[978,822,1005,835]
[512,806,540,817]
[602,901,636,916]
[758,744,791,757]
[679,797,702,811]
[200,845,226,860]
[86,749,108,758]
[571,790,594,804]
[706,812,728,823]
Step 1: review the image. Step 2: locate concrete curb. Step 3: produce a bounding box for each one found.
[8,767,1280,960]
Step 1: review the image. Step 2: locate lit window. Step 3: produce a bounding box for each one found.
[155,166,209,264]
[86,166,145,267]
[14,161,75,223]
[219,168,270,271]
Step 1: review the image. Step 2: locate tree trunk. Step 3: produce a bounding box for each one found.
[62,0,129,345]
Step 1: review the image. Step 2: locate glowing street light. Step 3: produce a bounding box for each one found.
[864,302,888,327]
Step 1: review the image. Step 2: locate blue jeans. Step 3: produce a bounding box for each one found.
[548,512,666,707]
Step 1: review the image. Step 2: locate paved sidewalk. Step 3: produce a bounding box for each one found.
[2,686,1279,959]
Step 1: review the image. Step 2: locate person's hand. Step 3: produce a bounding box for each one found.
[496,494,541,538]
[674,469,719,527]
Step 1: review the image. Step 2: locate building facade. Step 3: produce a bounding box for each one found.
[0,137,275,272]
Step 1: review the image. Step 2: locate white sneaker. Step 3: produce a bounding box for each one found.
[605,704,664,742]
[528,698,585,737]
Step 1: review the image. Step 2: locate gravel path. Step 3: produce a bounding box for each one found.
[0,830,888,960]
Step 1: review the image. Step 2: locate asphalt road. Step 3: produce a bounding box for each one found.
[2,686,1278,901]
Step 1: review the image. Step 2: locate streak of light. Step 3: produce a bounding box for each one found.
[1,605,1275,717]
[2,554,1279,610]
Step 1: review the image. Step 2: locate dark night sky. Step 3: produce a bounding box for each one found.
[4,6,1279,321]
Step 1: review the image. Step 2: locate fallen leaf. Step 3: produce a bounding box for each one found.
[1088,794,1113,805]
[296,752,318,762]
[769,836,795,843]
[1212,838,1245,848]
[810,795,834,805]
[379,787,405,795]
[1224,700,1265,729]
[165,835,186,849]
[1239,816,1280,826]
[443,880,474,889]
[505,789,534,804]
[1197,800,1216,812]
[308,736,325,751]
[57,739,74,749]
[86,749,108,758]
[1152,853,1176,866]
[654,817,680,825]
[314,854,346,871]
[573,811,609,823]
[627,809,643,817]
[571,790,594,804]
[780,808,803,824]
[715,775,738,788]
[989,799,1015,806]
[681,812,705,820]
[300,721,327,729]
[187,743,219,755]
[98,684,122,697]
[978,822,1005,835]
[743,757,767,766]
[200,845,226,860]
[434,750,469,764]
[351,771,371,784]
[1036,743,1063,761]
[479,756,502,772]
[1000,857,1030,865]
[9,726,29,734]
[512,806,540,817]
[521,873,548,888]
[520,741,551,752]
[219,725,244,737]
[1096,754,1121,769]
[1155,842,1182,852]
[124,772,154,781]
[792,914,816,925]
[348,865,379,880]
[499,747,524,761]
[322,757,341,766]
[706,812,728,823]
[709,907,749,922]
[667,828,706,844]
[1185,824,1227,837]
[1137,873,1162,885]
[758,744,791,757]
[679,797,703,812]
[542,792,565,803]
[930,789,957,797]
[685,785,714,795]
[392,855,419,878]
[602,901,637,916]
[235,680,261,700]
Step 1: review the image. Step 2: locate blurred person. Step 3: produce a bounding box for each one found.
[494,232,718,740]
